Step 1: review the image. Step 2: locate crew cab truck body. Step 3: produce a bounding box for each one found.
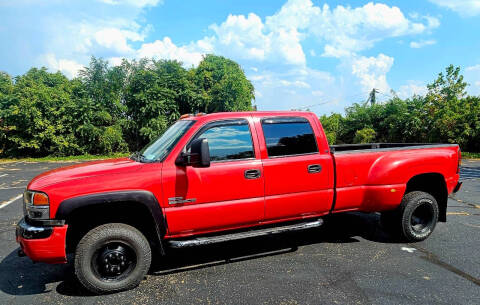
[16,111,462,293]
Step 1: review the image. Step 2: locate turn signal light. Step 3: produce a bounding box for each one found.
[33,192,49,206]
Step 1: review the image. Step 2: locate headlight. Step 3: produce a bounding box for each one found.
[23,190,50,220]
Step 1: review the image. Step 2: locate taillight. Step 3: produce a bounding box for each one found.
[457,149,461,173]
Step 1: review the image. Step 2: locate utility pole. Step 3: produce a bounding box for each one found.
[367,88,379,106]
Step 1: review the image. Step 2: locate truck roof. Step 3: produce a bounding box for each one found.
[180,111,316,123]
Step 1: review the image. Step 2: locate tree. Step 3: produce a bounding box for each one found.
[0,72,14,152]
[427,64,467,101]
[193,55,255,113]
[2,61,479,158]
[354,127,376,143]
[70,57,129,154]
[123,59,183,150]
[319,113,343,144]
[0,68,79,156]
[424,65,473,146]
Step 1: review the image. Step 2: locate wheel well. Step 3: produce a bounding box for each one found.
[406,173,448,222]
[64,202,162,254]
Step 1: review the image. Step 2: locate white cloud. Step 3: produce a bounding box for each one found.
[396,81,427,98]
[208,13,306,65]
[108,57,124,66]
[410,39,437,48]
[98,0,162,7]
[465,64,480,95]
[42,53,84,78]
[424,16,441,29]
[263,0,439,58]
[279,80,310,88]
[428,0,480,17]
[137,37,204,67]
[210,14,267,61]
[466,64,480,71]
[23,1,162,78]
[94,27,145,54]
[350,54,394,93]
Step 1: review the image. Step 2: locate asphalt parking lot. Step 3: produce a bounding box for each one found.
[0,160,479,305]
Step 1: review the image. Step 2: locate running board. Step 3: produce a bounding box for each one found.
[167,219,323,248]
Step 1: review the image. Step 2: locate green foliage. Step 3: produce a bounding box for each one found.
[320,65,480,152]
[319,113,343,144]
[0,55,255,157]
[194,55,255,113]
[354,128,376,143]
[1,61,478,157]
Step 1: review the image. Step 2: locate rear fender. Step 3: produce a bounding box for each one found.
[367,150,453,186]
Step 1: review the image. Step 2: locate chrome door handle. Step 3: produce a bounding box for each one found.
[244,169,261,179]
[307,164,322,173]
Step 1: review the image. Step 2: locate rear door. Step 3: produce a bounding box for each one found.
[162,118,265,236]
[257,116,334,221]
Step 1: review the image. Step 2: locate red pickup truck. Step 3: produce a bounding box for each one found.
[16,111,462,293]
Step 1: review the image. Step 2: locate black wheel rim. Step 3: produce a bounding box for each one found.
[410,200,434,234]
[91,241,137,282]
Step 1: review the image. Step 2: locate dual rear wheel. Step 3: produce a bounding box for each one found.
[381,191,439,242]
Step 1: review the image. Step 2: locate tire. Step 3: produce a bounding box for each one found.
[74,223,151,294]
[398,191,439,242]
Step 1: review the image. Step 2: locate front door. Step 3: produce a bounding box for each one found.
[162,118,265,236]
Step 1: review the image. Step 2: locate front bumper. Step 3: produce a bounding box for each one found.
[16,217,68,264]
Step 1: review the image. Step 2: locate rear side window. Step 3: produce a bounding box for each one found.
[196,120,254,161]
[261,117,318,157]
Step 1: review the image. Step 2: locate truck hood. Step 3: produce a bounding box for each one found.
[28,158,144,190]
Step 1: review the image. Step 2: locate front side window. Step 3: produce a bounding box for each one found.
[261,117,318,157]
[195,120,254,162]
[139,120,195,162]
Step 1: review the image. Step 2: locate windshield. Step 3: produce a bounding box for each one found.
[136,120,195,162]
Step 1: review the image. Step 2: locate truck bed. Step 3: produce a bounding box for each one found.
[329,143,460,213]
[330,143,457,153]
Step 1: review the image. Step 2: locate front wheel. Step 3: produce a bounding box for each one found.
[74,223,152,294]
[397,191,439,242]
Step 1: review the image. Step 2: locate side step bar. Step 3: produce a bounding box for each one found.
[167,219,323,248]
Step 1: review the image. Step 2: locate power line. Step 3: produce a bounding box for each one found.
[294,100,334,110]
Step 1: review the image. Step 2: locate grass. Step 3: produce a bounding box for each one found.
[0,152,130,163]
[462,152,480,159]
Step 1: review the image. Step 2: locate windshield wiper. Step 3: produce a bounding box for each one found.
[130,151,147,162]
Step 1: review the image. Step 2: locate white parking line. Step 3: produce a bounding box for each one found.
[0,174,8,178]
[0,186,26,190]
[0,194,22,209]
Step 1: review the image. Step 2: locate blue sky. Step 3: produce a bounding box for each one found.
[1,0,480,115]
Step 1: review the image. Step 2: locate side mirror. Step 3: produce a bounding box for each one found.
[176,138,210,167]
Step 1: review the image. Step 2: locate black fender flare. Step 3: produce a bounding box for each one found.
[56,190,167,254]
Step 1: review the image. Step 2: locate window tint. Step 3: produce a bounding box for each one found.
[140,120,195,162]
[261,118,318,157]
[196,121,254,161]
